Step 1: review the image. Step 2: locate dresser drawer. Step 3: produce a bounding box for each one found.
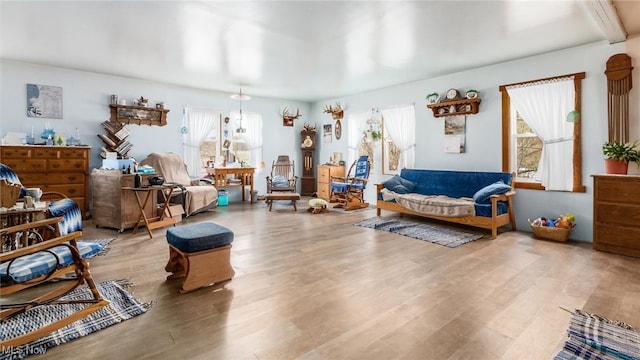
[43,184,85,197]
[2,159,47,172]
[318,187,330,200]
[1,147,33,158]
[33,147,63,159]
[20,172,85,185]
[59,147,89,159]
[595,177,640,205]
[48,159,88,172]
[595,203,640,227]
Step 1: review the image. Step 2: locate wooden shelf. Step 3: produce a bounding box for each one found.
[426,98,481,118]
[109,104,170,126]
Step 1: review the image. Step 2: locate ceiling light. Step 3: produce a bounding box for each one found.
[230,88,250,135]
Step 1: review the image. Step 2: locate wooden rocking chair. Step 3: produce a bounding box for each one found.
[266,155,298,193]
[0,217,109,347]
[329,155,371,210]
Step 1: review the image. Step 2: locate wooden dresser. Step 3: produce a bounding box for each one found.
[1,145,90,218]
[317,164,344,201]
[90,169,158,232]
[592,174,640,258]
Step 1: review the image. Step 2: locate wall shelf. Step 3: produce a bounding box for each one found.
[426,98,481,118]
[109,104,170,126]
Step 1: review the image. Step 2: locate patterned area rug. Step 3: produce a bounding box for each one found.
[0,280,151,359]
[354,217,483,248]
[554,310,640,359]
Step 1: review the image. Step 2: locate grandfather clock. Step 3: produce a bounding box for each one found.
[300,130,316,195]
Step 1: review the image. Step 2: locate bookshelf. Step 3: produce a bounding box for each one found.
[97,120,132,159]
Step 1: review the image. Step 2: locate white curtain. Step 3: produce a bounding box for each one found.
[182,107,218,178]
[381,105,416,170]
[230,111,263,174]
[347,111,370,166]
[506,77,575,191]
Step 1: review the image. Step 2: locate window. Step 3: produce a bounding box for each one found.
[381,105,416,174]
[182,108,219,178]
[229,111,263,173]
[514,111,543,179]
[499,72,585,192]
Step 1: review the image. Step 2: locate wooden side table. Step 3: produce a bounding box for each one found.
[123,184,178,238]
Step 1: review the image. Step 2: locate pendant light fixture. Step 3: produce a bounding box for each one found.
[230,88,251,135]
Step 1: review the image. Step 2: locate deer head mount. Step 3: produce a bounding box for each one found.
[323,102,344,120]
[281,107,301,127]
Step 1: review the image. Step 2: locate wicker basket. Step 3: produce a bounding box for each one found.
[0,179,21,208]
[529,223,575,242]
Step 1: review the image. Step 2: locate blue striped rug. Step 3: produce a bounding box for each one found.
[354,217,483,248]
[0,280,151,359]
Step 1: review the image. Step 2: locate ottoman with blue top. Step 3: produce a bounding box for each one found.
[165,222,235,293]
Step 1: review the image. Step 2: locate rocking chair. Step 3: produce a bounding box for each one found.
[330,155,371,210]
[266,155,298,193]
[0,217,109,347]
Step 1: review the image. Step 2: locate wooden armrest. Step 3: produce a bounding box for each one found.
[0,217,63,235]
[330,176,347,182]
[41,191,68,201]
[1,231,82,262]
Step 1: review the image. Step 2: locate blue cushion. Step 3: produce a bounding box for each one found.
[382,175,416,194]
[472,181,512,204]
[0,242,103,283]
[166,222,234,253]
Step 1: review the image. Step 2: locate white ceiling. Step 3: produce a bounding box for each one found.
[1,1,639,102]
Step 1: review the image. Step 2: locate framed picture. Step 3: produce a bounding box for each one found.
[323,124,332,143]
[335,119,342,140]
[382,138,401,175]
[27,83,63,119]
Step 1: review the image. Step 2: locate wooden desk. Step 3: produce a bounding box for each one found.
[206,167,255,203]
[123,184,178,238]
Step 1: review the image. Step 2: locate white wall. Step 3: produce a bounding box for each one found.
[1,39,634,241]
[310,40,629,242]
[0,60,311,200]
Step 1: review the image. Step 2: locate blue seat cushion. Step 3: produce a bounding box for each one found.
[331,182,365,193]
[0,242,103,283]
[166,222,234,253]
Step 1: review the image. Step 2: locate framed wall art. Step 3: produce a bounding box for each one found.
[335,119,342,140]
[27,83,63,119]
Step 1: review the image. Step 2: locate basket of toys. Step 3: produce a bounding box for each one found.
[529,213,576,242]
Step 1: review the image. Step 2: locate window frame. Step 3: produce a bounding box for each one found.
[499,72,586,192]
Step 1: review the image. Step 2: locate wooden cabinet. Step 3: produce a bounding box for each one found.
[301,130,317,196]
[426,98,481,118]
[592,174,640,258]
[109,104,170,126]
[317,165,344,201]
[1,145,90,218]
[91,169,157,231]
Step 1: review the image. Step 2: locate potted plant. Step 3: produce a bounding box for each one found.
[602,141,639,174]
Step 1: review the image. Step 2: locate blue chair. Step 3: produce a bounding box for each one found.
[330,155,371,210]
[0,163,82,235]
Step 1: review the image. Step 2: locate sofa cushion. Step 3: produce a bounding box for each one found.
[382,175,416,194]
[473,181,511,204]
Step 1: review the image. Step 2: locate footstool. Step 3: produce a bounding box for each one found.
[307,198,328,214]
[264,192,301,211]
[165,222,235,293]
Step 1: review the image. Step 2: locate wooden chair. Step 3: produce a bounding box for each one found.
[266,155,298,193]
[330,155,371,210]
[0,217,109,347]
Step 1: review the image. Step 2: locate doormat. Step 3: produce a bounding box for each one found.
[0,280,151,359]
[354,217,483,248]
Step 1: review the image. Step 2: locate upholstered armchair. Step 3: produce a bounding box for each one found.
[139,152,218,216]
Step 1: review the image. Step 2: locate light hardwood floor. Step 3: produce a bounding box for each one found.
[38,199,640,359]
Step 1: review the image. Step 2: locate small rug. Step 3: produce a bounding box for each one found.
[354,217,483,248]
[554,309,640,360]
[82,238,114,255]
[0,280,151,359]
